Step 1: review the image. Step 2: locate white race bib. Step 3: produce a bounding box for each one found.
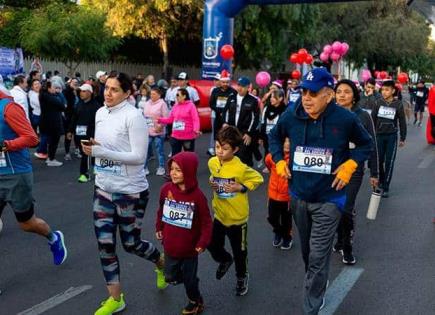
[416,91,424,98]
[162,198,194,229]
[378,106,396,120]
[293,146,333,174]
[216,97,227,108]
[0,152,7,168]
[290,93,300,103]
[75,125,87,136]
[94,158,126,176]
[173,120,185,131]
[145,117,154,128]
[266,123,275,135]
[213,177,236,199]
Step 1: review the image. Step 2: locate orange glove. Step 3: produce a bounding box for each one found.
[334,159,358,184]
[276,160,290,178]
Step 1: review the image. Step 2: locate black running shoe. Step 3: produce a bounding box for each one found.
[216,258,233,280]
[235,273,249,296]
[182,297,204,315]
[333,242,343,255]
[342,252,356,265]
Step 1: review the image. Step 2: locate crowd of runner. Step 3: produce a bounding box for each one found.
[0,66,433,315]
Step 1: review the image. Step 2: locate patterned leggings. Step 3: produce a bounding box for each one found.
[93,188,161,284]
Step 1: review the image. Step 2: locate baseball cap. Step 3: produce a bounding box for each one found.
[95,71,107,80]
[177,72,188,80]
[79,83,93,93]
[237,76,250,87]
[214,73,221,80]
[299,68,334,92]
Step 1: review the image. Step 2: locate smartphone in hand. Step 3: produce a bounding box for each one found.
[81,139,92,146]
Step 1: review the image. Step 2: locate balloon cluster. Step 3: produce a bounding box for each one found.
[374,71,389,80]
[320,41,349,63]
[289,48,314,65]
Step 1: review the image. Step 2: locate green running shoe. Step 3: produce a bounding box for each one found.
[155,268,168,290]
[78,174,89,183]
[94,294,126,315]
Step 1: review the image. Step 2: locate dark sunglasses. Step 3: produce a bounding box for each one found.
[302,89,323,97]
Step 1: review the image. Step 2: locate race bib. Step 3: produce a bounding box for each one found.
[75,125,87,136]
[94,158,126,176]
[290,93,300,103]
[293,146,333,174]
[145,117,154,128]
[0,152,7,168]
[173,120,185,131]
[216,97,227,108]
[162,198,194,229]
[416,91,424,98]
[213,177,236,199]
[378,106,396,120]
[266,123,275,134]
[349,142,356,149]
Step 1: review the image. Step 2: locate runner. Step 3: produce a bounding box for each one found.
[333,79,379,265]
[81,71,165,315]
[413,80,429,127]
[286,78,301,109]
[269,68,373,315]
[358,78,381,114]
[0,90,67,266]
[371,80,407,198]
[155,152,212,315]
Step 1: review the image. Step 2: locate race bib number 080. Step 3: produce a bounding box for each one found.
[94,158,126,176]
[293,146,333,174]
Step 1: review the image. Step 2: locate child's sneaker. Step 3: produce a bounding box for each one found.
[182,297,204,315]
[342,251,356,265]
[155,268,168,290]
[49,230,67,265]
[216,257,233,280]
[235,273,249,296]
[156,167,166,176]
[94,294,126,315]
[272,234,282,247]
[280,237,293,250]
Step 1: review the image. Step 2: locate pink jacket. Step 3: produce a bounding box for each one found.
[143,98,169,136]
[158,100,200,140]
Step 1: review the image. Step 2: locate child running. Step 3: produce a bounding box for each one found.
[208,126,263,296]
[156,151,212,315]
[264,137,293,250]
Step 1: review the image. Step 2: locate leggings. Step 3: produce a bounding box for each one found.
[93,188,161,284]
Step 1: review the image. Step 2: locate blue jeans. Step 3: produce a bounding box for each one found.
[146,135,165,168]
[37,133,48,154]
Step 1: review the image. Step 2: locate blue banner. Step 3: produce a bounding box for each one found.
[0,47,24,78]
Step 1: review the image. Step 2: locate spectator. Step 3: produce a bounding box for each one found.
[10,75,29,119]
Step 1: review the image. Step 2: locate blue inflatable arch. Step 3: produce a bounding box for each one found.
[201,0,368,79]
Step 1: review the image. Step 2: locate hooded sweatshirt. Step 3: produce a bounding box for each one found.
[158,100,200,140]
[156,152,212,258]
[269,101,373,210]
[143,98,169,136]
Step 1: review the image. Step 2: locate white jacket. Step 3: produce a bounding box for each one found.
[10,85,29,119]
[28,90,41,116]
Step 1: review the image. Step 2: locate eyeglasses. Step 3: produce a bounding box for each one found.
[302,89,323,97]
[176,94,183,97]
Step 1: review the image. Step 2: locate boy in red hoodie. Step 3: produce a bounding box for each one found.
[264,138,293,250]
[156,152,212,315]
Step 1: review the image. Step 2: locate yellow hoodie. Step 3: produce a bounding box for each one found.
[208,156,263,226]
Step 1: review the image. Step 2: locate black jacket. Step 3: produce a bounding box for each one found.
[225,93,259,136]
[39,91,65,135]
[358,91,381,112]
[209,86,236,115]
[68,98,101,138]
[371,98,407,141]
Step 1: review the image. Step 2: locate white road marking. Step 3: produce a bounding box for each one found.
[17,285,92,315]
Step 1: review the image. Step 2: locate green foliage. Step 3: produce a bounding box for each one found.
[0,8,31,47]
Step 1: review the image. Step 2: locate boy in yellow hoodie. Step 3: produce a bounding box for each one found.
[208,126,263,296]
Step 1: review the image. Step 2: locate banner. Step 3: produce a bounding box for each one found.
[0,47,24,77]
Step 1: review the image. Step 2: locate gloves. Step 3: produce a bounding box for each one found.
[335,159,358,184]
[276,160,288,178]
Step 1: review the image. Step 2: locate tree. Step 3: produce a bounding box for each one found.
[0,8,31,47]
[82,0,203,77]
[19,3,120,75]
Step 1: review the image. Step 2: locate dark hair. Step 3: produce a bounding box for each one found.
[177,88,190,101]
[75,72,81,78]
[29,70,39,78]
[107,71,133,94]
[366,78,376,86]
[30,79,40,89]
[54,70,60,76]
[382,80,395,89]
[13,75,26,86]
[217,126,243,149]
[150,87,162,96]
[335,79,360,104]
[271,89,285,100]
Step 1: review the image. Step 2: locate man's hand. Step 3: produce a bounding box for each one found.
[332,159,358,191]
[66,132,73,140]
[223,181,243,193]
[155,231,163,240]
[81,138,100,156]
[399,141,405,147]
[242,134,251,146]
[195,247,204,254]
[370,177,379,188]
[276,160,291,179]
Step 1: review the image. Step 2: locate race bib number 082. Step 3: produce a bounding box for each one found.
[292,146,333,174]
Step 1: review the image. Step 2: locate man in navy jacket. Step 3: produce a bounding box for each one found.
[269,68,373,315]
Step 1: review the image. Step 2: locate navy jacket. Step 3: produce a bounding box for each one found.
[269,100,373,209]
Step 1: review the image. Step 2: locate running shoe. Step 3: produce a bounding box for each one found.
[182,297,204,315]
[235,273,249,296]
[46,159,63,167]
[155,268,168,290]
[418,121,422,127]
[156,167,166,176]
[333,242,343,255]
[34,152,48,159]
[216,258,233,280]
[273,234,282,247]
[144,167,150,176]
[74,148,82,158]
[94,294,126,315]
[49,230,67,265]
[413,119,418,125]
[342,251,356,265]
[78,174,89,183]
[280,237,293,250]
[64,153,72,161]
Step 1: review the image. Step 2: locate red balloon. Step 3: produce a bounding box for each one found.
[379,71,388,79]
[397,72,408,84]
[304,54,313,64]
[220,44,234,60]
[289,53,299,64]
[374,71,380,78]
[298,48,308,60]
[291,70,301,80]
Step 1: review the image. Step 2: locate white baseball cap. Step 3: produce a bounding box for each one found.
[177,72,188,80]
[79,83,93,93]
[96,71,107,80]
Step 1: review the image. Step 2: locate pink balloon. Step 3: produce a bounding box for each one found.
[320,52,330,62]
[323,44,332,54]
[361,69,371,81]
[330,52,341,62]
[341,42,350,56]
[332,41,343,54]
[255,71,271,88]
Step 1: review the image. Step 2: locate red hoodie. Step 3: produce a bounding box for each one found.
[156,152,213,258]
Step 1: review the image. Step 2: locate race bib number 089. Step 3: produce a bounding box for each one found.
[292,146,333,174]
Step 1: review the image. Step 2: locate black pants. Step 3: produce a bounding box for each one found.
[430,114,435,138]
[377,133,397,192]
[267,198,292,239]
[336,168,364,253]
[47,134,61,160]
[164,254,201,302]
[170,137,195,156]
[75,135,92,176]
[208,219,248,278]
[237,143,254,167]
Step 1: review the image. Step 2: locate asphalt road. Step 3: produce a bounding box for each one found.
[0,116,434,315]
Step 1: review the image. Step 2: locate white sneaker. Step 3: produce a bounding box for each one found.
[46,159,63,167]
[257,161,264,169]
[64,153,72,161]
[156,167,166,176]
[144,167,150,175]
[74,148,82,158]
